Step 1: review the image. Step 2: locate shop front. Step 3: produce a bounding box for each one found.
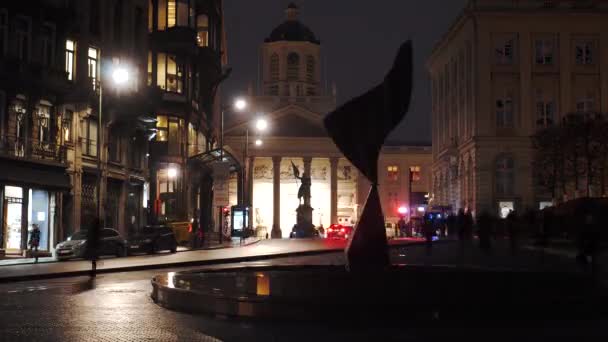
[0,161,70,255]
[0,185,59,255]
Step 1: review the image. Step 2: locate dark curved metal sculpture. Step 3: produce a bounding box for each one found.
[324,41,413,271]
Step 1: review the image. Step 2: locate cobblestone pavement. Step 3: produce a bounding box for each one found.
[1,245,607,341]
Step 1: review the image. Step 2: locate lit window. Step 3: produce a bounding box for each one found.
[159,0,191,30]
[148,0,153,32]
[156,116,183,156]
[156,115,168,141]
[534,38,554,65]
[147,51,153,86]
[575,40,594,65]
[62,110,73,143]
[409,166,421,182]
[196,14,209,47]
[387,165,399,182]
[37,105,51,144]
[156,53,184,93]
[88,47,99,89]
[496,90,514,128]
[65,39,76,81]
[167,0,176,27]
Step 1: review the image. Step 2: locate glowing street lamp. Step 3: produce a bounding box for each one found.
[234,98,248,111]
[167,167,178,179]
[111,67,130,85]
[255,118,268,132]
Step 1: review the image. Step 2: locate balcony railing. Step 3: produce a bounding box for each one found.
[0,135,67,164]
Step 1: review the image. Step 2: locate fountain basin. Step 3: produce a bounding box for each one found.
[152,264,602,322]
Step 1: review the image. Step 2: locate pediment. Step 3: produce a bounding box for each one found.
[226,104,328,138]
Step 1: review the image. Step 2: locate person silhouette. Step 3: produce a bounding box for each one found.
[29,224,41,263]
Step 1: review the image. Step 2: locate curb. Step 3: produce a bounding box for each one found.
[0,248,344,284]
[0,239,439,284]
[0,238,263,268]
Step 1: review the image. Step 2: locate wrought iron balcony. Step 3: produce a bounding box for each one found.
[0,135,67,164]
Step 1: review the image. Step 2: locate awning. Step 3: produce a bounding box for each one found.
[0,161,70,191]
[188,147,241,172]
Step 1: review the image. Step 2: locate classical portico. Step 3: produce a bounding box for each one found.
[226,135,362,239]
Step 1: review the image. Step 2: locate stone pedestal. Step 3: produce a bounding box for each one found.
[294,204,315,237]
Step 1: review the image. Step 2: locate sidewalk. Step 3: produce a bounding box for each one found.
[0,237,260,267]
[0,238,429,283]
[0,239,346,283]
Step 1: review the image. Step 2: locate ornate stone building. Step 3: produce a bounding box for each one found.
[225,4,432,238]
[0,0,225,255]
[428,0,608,218]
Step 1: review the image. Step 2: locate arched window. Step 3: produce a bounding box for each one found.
[270,53,279,81]
[306,55,315,82]
[287,52,299,81]
[495,155,514,196]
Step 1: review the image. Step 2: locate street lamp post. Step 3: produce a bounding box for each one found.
[96,66,130,226]
[92,65,129,277]
[241,118,267,208]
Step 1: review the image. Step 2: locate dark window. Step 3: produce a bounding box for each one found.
[40,25,54,66]
[16,17,30,61]
[114,2,122,45]
[496,156,515,196]
[0,10,7,55]
[90,0,100,35]
[81,117,98,157]
[287,53,300,81]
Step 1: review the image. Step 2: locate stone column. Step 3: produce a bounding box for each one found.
[303,157,312,176]
[330,157,339,225]
[20,186,29,252]
[247,157,255,206]
[271,156,282,238]
[237,169,244,206]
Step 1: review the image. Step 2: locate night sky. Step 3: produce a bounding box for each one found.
[222,0,467,144]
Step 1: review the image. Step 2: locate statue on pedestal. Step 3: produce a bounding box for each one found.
[291,161,315,238]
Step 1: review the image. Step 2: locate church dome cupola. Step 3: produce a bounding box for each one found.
[265,3,320,44]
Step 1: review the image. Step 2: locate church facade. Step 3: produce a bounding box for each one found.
[225,4,432,238]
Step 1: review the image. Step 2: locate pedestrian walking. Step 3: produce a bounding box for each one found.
[86,218,101,278]
[477,211,493,254]
[506,210,518,255]
[28,224,41,263]
[424,214,434,256]
[397,217,406,238]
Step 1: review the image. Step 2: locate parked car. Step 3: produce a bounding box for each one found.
[326,224,352,239]
[55,228,127,261]
[127,225,178,254]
